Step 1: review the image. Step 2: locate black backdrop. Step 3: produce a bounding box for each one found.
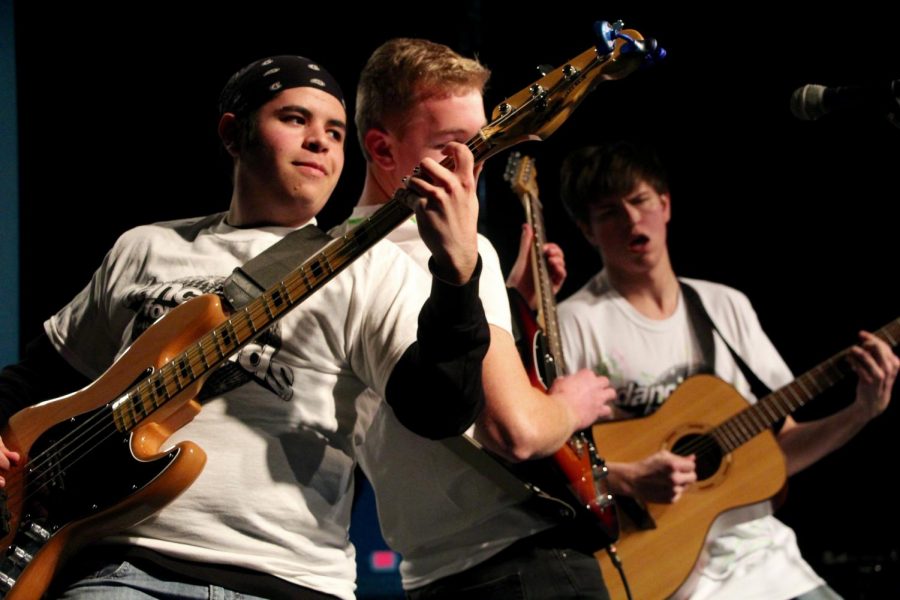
[15,2,900,596]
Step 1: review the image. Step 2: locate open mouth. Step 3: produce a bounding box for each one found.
[629,234,650,251]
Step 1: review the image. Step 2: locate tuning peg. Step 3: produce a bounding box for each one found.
[536,64,554,77]
[594,19,667,66]
[593,20,618,55]
[630,37,666,66]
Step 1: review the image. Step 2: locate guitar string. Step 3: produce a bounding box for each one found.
[673,359,842,458]
[666,344,870,460]
[518,186,583,452]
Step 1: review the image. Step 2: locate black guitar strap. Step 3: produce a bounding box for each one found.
[440,436,577,517]
[222,224,333,310]
[193,223,334,403]
[441,434,613,553]
[680,282,772,400]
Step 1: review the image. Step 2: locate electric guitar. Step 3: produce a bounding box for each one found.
[0,21,658,598]
[593,317,900,600]
[504,152,618,545]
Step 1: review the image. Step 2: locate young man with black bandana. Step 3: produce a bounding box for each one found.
[0,55,490,600]
[557,141,898,600]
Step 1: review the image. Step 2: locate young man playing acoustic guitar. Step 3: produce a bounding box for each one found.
[557,141,898,600]
[0,54,492,600]
[332,38,616,599]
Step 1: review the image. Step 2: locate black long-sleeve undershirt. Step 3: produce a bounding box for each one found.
[386,256,489,439]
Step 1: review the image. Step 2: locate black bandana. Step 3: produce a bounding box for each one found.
[218,55,345,116]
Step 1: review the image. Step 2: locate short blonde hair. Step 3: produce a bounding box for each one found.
[356,38,490,158]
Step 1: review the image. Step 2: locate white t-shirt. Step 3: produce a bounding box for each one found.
[45,213,432,600]
[558,271,825,600]
[334,206,556,590]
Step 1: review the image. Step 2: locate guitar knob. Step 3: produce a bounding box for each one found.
[593,20,622,55]
[589,494,615,510]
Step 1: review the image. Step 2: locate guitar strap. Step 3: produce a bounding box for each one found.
[188,223,335,403]
[222,224,333,310]
[441,436,578,520]
[680,282,772,400]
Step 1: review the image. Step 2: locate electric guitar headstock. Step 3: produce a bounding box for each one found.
[504,152,539,202]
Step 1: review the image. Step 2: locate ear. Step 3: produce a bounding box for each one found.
[660,191,672,224]
[576,220,599,248]
[218,113,240,158]
[364,127,396,170]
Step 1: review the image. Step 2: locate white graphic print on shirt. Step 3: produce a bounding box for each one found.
[122,276,294,401]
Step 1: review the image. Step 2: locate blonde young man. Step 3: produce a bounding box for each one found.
[557,141,898,600]
[0,55,492,600]
[334,38,615,599]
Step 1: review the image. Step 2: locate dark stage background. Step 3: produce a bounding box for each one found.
[14,2,900,597]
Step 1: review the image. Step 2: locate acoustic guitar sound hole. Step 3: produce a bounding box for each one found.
[672,434,723,481]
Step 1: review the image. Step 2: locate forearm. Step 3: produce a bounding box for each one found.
[605,451,698,504]
[474,328,578,462]
[778,405,874,475]
[605,462,638,497]
[385,256,489,440]
[475,389,577,463]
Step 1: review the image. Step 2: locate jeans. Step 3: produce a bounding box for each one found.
[56,560,270,600]
[405,533,609,600]
[53,554,339,600]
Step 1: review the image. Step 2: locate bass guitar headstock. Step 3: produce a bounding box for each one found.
[473,20,664,164]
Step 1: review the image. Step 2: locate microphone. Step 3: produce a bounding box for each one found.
[790,80,900,123]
